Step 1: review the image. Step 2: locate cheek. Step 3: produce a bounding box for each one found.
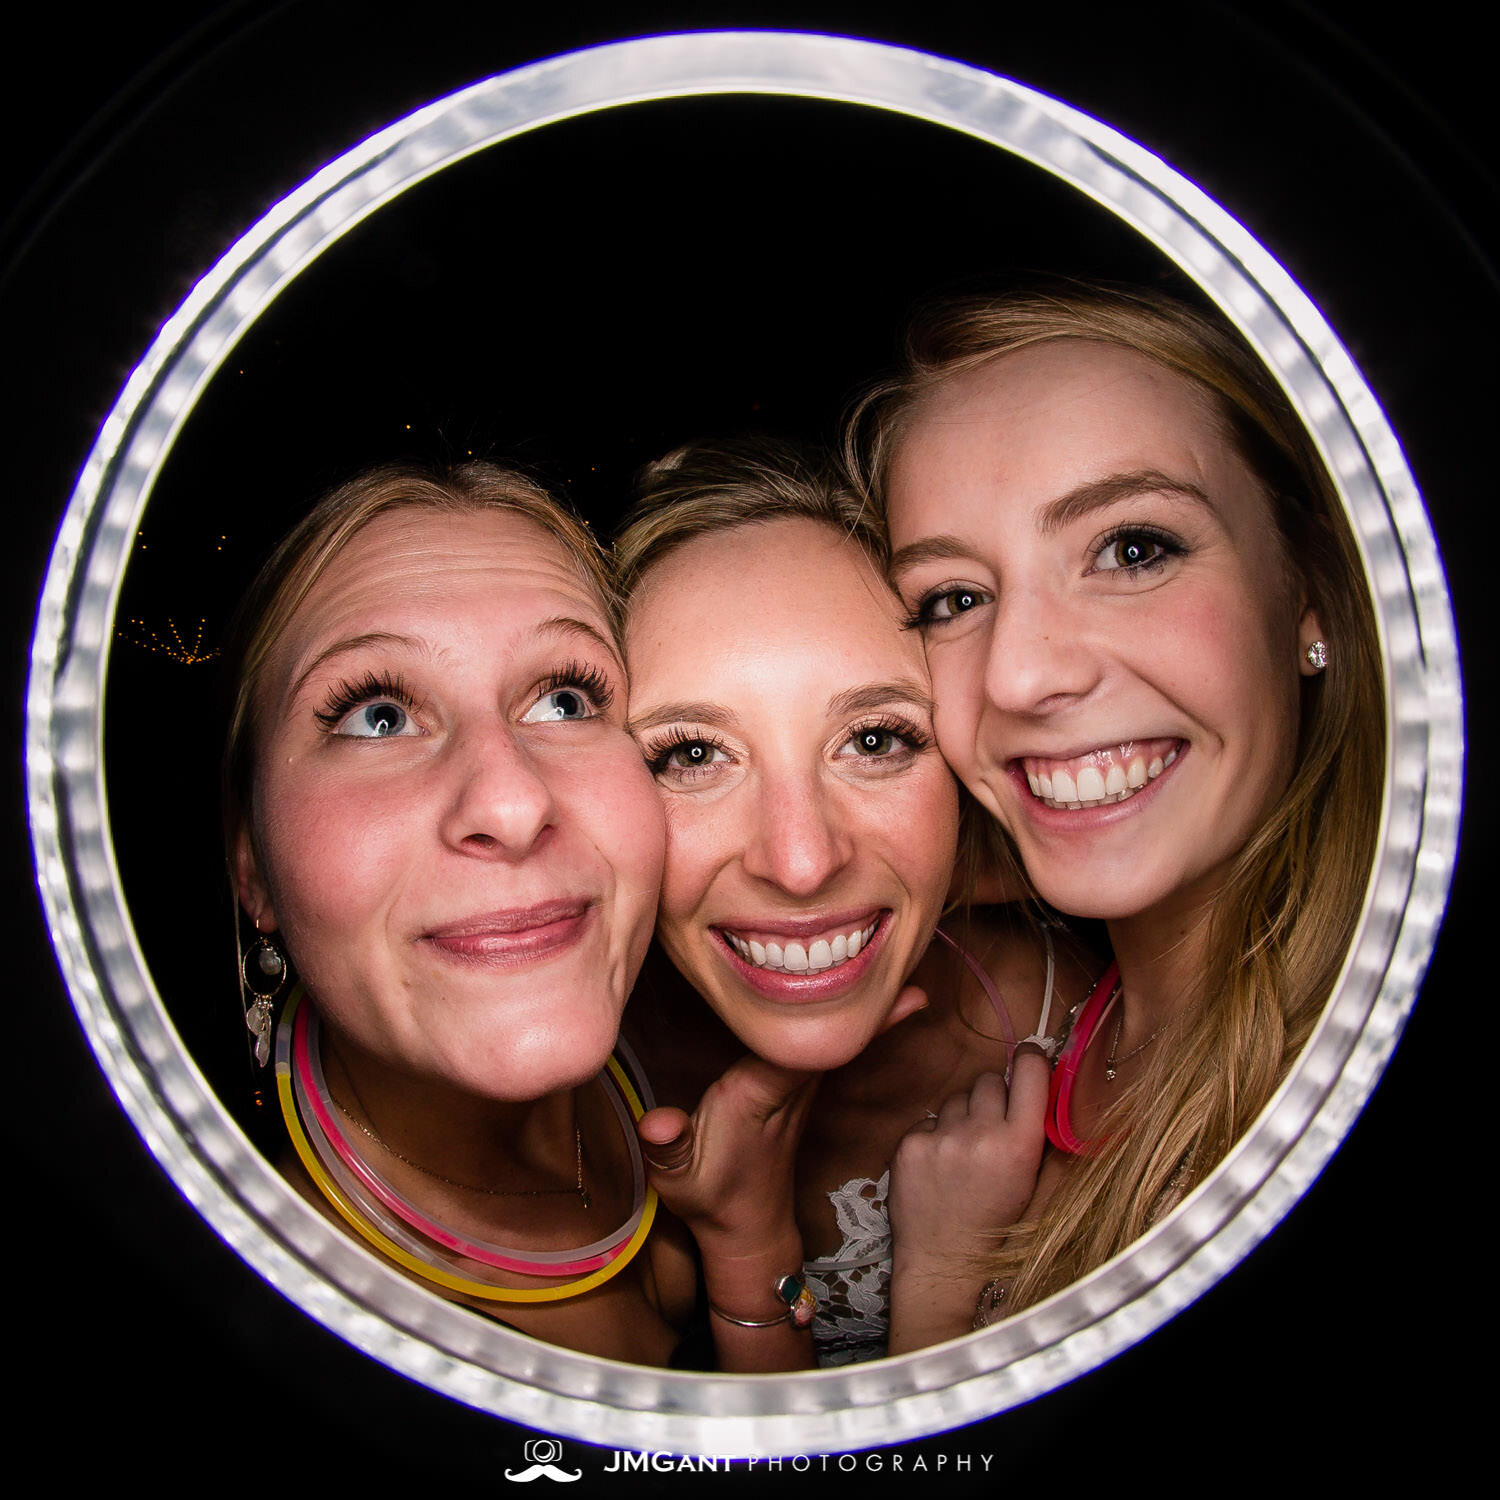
[256,767,414,940]
[1168,587,1298,742]
[658,795,727,929]
[926,647,988,781]
[565,746,668,902]
[890,766,961,901]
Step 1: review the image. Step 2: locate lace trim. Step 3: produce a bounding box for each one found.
[802,1171,891,1365]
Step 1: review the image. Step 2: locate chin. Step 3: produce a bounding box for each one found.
[463,1016,622,1101]
[735,1014,881,1074]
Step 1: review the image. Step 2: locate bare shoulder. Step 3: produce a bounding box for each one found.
[941,907,1101,1041]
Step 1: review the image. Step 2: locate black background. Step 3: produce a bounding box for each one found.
[6,2,1488,1489]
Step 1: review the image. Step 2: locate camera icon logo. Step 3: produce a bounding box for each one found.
[505,1438,582,1483]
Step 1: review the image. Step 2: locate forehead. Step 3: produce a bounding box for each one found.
[892,340,1229,500]
[627,517,920,679]
[272,506,610,671]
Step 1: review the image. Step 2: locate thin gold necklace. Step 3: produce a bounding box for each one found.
[333,1097,590,1208]
[1104,998,1172,1083]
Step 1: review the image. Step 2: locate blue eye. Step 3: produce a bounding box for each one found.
[522,688,594,723]
[317,672,420,738]
[339,701,412,738]
[522,661,615,723]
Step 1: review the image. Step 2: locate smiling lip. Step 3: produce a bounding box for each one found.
[422,900,593,965]
[713,910,890,1002]
[1010,739,1186,825]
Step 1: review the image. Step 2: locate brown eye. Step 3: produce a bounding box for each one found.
[647,736,730,779]
[1109,537,1158,568]
[852,728,898,756]
[1093,529,1179,573]
[667,741,715,768]
[929,587,987,619]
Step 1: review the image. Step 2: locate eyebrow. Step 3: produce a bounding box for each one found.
[827,682,935,719]
[1036,469,1211,535]
[288,616,622,705]
[627,701,740,737]
[627,682,933,739]
[536,615,625,672]
[289,631,418,704]
[888,469,1213,581]
[887,534,979,581]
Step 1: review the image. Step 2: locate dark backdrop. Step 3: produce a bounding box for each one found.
[7,2,1487,1488]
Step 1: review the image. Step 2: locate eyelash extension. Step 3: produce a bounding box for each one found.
[847,712,933,755]
[537,658,615,712]
[1093,523,1185,574]
[314,671,418,730]
[641,726,728,777]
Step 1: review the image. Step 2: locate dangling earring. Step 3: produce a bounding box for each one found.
[240,921,287,1068]
[1305,640,1329,672]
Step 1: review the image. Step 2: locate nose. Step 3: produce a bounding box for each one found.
[981,590,1104,718]
[739,769,855,898]
[439,722,558,859]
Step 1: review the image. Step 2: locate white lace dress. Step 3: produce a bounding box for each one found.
[802,1171,893,1365]
[798,926,1057,1365]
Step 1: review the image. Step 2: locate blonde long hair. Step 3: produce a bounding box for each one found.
[846,283,1386,1309]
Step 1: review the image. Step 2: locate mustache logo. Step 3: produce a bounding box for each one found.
[502,1463,582,1483]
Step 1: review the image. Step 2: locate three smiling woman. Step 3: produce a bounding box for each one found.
[224,281,1382,1365]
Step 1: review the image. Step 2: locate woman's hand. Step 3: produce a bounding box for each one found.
[639,1056,818,1372]
[886,1045,1051,1353]
[639,982,928,1371]
[638,1053,818,1241]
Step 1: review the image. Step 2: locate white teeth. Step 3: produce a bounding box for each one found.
[1028,745,1181,811]
[1076,766,1107,802]
[727,920,877,974]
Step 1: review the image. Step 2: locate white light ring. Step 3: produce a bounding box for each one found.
[25,30,1461,1454]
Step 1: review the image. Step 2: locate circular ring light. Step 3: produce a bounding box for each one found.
[26,31,1461,1454]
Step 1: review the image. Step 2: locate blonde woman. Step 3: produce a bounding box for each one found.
[615,441,1084,1365]
[847,283,1384,1343]
[224,460,799,1368]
